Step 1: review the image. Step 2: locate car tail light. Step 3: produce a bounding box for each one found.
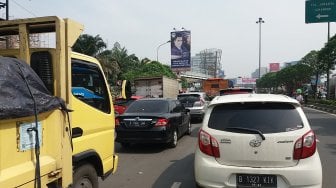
[115,118,120,127]
[198,129,220,158]
[155,118,169,127]
[293,130,316,160]
[194,99,204,107]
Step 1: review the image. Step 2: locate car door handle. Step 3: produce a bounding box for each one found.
[72,127,83,138]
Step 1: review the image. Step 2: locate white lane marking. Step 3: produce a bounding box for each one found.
[171,182,182,188]
[316,139,320,143]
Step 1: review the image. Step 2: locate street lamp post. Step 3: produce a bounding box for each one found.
[156,40,170,62]
[256,17,264,79]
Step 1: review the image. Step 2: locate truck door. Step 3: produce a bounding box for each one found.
[70,58,116,179]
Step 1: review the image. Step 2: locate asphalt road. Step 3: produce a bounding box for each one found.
[305,107,336,188]
[100,108,336,188]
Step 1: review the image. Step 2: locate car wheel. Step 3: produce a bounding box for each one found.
[186,121,191,135]
[73,164,98,188]
[168,129,178,148]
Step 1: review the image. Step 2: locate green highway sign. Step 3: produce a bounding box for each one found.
[305,0,336,23]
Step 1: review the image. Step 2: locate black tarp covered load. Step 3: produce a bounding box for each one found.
[0,57,65,120]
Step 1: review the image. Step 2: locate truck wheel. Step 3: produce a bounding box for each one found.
[168,129,178,148]
[73,164,98,188]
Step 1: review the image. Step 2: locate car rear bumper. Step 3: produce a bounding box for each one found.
[194,148,322,188]
[116,126,172,144]
[188,107,205,119]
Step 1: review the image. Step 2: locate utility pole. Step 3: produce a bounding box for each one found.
[256,17,265,79]
[156,40,170,62]
[0,0,8,20]
[326,22,331,99]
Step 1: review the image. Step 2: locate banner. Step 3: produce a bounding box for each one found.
[269,63,280,72]
[237,78,256,85]
[171,31,191,72]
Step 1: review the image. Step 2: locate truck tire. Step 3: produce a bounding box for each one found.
[73,164,98,188]
[168,129,178,148]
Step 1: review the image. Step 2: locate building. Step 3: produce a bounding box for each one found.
[190,48,224,78]
[251,67,267,78]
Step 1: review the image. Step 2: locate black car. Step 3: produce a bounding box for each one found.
[115,98,191,148]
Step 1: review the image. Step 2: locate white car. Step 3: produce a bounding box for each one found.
[177,92,211,121]
[194,94,322,188]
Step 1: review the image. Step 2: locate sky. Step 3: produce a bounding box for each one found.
[4,0,336,78]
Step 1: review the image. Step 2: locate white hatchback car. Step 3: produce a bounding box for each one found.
[194,94,322,188]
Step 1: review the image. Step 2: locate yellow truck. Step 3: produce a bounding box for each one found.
[0,16,118,187]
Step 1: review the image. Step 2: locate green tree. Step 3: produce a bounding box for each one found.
[318,35,336,98]
[96,50,120,85]
[110,42,140,80]
[73,34,107,56]
[276,63,312,95]
[257,72,278,92]
[300,50,324,96]
[122,61,176,81]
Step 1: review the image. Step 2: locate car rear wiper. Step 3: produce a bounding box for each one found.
[224,127,265,140]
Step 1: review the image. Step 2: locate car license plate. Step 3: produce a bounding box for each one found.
[236,174,277,188]
[130,121,146,127]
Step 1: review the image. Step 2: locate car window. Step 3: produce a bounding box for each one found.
[219,88,253,95]
[172,101,184,113]
[208,102,303,134]
[126,100,169,113]
[71,59,110,113]
[177,94,201,103]
[114,98,136,106]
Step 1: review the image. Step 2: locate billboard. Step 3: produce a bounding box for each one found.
[171,31,191,72]
[269,63,280,72]
[236,78,256,85]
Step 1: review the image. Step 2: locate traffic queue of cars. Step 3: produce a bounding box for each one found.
[114,89,322,188]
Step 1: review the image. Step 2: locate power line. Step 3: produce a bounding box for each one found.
[12,0,37,17]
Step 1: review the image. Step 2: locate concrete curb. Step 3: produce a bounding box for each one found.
[304,104,336,114]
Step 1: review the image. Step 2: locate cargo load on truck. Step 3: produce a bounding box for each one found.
[0,57,65,120]
[134,76,179,99]
[202,78,229,97]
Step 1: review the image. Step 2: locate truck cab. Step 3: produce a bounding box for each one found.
[0,16,118,187]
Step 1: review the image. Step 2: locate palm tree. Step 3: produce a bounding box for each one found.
[97,50,120,84]
[73,34,107,57]
[111,43,140,79]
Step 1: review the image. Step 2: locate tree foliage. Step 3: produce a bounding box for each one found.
[258,63,312,95]
[257,72,278,91]
[73,34,106,56]
[74,34,178,86]
[300,50,322,94]
[122,61,176,81]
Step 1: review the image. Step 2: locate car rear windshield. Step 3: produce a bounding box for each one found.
[219,89,253,95]
[114,98,136,106]
[126,100,169,113]
[208,102,303,134]
[177,94,200,103]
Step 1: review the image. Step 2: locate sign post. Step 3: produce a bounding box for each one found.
[305,0,336,23]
